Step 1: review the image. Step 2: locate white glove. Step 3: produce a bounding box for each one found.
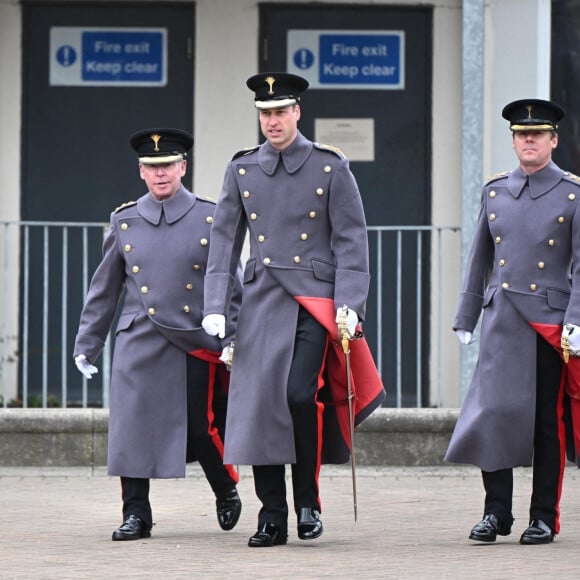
[562,323,580,355]
[202,314,226,339]
[455,330,474,345]
[74,354,98,379]
[335,306,358,337]
[220,343,234,371]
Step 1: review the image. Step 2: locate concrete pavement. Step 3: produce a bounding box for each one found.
[2,464,580,579]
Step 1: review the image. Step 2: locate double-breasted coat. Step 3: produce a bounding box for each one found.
[74,187,238,478]
[204,131,385,465]
[445,161,580,471]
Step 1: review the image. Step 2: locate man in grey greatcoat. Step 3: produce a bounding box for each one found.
[445,99,580,545]
[202,72,385,548]
[74,128,242,541]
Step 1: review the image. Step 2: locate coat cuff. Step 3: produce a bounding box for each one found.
[453,291,484,332]
[73,334,105,362]
[334,268,370,321]
[204,272,235,315]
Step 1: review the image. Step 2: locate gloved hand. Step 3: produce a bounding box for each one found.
[202,314,226,338]
[335,306,358,337]
[220,343,234,371]
[74,354,98,379]
[562,323,580,356]
[455,330,474,345]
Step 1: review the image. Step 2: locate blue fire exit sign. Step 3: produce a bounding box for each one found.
[288,29,405,90]
[50,27,167,87]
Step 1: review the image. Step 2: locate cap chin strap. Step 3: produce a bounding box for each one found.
[254,97,297,110]
[139,153,184,164]
[510,123,556,131]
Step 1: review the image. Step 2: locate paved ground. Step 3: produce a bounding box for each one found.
[2,464,580,579]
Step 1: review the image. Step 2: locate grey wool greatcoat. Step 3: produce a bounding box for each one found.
[204,131,385,466]
[445,161,580,472]
[74,187,237,478]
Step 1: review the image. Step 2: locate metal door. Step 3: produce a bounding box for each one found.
[259,3,433,406]
[20,1,194,405]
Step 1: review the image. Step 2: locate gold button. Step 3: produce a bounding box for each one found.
[183,305,190,313]
[300,233,308,241]
[489,213,496,221]
[548,239,555,246]
[502,282,509,289]
[148,307,156,315]
[569,193,576,201]
[258,235,265,243]
[489,190,496,198]
[263,257,271,265]
[132,265,140,273]
[495,236,501,244]
[316,188,324,196]
[121,222,128,230]
[324,165,331,173]
[530,283,537,291]
[558,216,565,223]
[309,211,317,219]
[239,168,246,175]
[193,264,200,270]
[538,261,545,269]
[499,259,505,267]
[186,283,193,290]
[250,213,257,220]
[124,244,132,252]
[200,238,208,246]
[243,191,250,198]
[140,286,149,294]
[293,256,301,263]
[206,216,213,224]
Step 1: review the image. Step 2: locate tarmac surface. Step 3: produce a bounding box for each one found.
[2,464,580,579]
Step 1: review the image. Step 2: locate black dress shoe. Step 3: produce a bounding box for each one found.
[297,507,323,540]
[112,514,151,541]
[469,514,511,542]
[519,519,555,545]
[216,489,242,531]
[248,523,288,547]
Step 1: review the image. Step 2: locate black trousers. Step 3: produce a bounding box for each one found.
[120,355,236,527]
[482,333,566,533]
[253,307,328,530]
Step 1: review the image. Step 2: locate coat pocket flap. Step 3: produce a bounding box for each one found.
[482,285,497,308]
[312,259,336,283]
[243,258,256,283]
[115,311,139,333]
[547,287,570,311]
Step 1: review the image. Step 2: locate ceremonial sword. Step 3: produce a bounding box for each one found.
[338,305,358,522]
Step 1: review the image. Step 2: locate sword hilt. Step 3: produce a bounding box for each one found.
[562,324,573,364]
[337,305,351,354]
[223,342,235,371]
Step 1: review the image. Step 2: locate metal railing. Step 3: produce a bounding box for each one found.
[367,225,461,407]
[0,221,461,409]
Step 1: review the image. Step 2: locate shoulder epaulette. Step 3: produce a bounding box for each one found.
[313,142,346,158]
[562,171,580,184]
[196,194,217,204]
[485,170,510,184]
[114,200,137,213]
[232,145,260,160]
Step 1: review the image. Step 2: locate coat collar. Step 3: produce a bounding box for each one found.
[506,161,563,199]
[257,131,313,175]
[137,186,195,225]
